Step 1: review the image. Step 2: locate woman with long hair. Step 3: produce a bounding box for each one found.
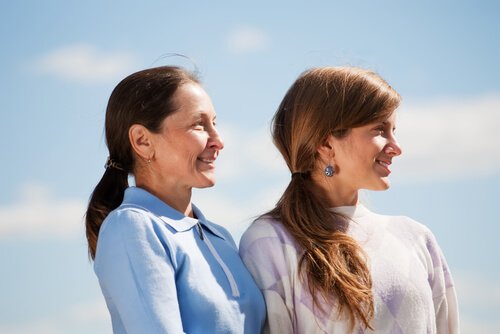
[85,66,265,333]
[239,66,459,333]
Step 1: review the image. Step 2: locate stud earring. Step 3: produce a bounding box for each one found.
[324,164,335,177]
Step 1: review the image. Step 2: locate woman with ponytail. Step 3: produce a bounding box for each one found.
[239,66,460,333]
[85,66,265,333]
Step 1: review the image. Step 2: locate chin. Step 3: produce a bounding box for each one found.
[379,179,391,190]
[193,171,217,188]
[370,178,391,191]
[196,178,216,189]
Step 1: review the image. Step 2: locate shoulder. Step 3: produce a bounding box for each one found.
[98,206,174,254]
[375,212,434,241]
[240,215,295,249]
[377,213,444,259]
[100,205,160,236]
[239,215,301,268]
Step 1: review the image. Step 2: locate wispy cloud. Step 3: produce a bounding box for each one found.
[0,299,110,334]
[0,183,85,239]
[226,26,270,55]
[395,94,500,182]
[35,43,136,83]
[454,271,500,332]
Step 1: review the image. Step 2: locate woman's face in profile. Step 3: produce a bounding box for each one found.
[151,83,224,190]
[331,111,402,193]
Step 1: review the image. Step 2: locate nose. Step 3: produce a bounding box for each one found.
[208,127,224,150]
[385,135,402,157]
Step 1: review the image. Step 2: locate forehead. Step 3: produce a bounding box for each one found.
[372,109,398,125]
[170,83,216,119]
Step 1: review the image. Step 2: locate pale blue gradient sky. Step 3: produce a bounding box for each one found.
[1,1,499,332]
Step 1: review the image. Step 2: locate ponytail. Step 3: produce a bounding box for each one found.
[85,167,128,259]
[268,173,373,330]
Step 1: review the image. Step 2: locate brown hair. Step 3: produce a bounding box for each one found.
[268,66,401,329]
[85,66,199,260]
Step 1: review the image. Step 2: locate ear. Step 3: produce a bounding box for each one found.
[317,134,335,161]
[129,124,154,160]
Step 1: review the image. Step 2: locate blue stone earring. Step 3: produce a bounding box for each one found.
[324,164,335,177]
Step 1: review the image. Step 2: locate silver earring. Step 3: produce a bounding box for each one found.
[324,164,335,177]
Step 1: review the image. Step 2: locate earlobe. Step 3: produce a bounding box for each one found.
[129,124,154,160]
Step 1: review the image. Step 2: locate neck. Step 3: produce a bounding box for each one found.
[135,177,193,217]
[324,189,359,207]
[311,174,359,207]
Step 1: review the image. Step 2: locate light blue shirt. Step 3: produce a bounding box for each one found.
[94,187,266,333]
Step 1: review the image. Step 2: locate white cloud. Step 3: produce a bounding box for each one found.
[454,270,500,311]
[35,43,136,83]
[395,94,500,182]
[454,271,500,332]
[226,26,270,55]
[0,183,85,239]
[0,299,110,334]
[215,124,286,179]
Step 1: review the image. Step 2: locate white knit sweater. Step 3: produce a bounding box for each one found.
[239,204,460,333]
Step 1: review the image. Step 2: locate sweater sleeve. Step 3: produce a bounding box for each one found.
[425,228,461,334]
[239,220,294,334]
[94,209,185,334]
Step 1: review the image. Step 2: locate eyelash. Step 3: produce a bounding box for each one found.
[375,126,396,134]
[193,120,216,128]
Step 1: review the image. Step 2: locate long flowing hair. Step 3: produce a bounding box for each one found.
[268,66,401,329]
[85,66,199,259]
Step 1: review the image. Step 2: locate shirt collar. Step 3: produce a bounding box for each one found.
[122,187,227,240]
[331,203,370,219]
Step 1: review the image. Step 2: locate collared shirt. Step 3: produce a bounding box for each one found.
[94,187,266,334]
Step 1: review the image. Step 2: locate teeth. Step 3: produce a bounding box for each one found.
[199,158,214,163]
[377,160,389,167]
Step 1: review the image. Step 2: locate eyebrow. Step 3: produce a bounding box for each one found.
[382,121,397,130]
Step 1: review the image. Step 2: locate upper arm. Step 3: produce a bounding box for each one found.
[95,210,185,333]
[423,227,460,333]
[239,221,295,333]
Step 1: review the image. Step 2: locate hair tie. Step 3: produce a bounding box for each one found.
[291,171,306,178]
[105,157,125,172]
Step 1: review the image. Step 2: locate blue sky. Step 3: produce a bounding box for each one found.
[1,1,499,332]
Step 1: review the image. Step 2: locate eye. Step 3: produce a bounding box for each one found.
[374,125,385,134]
[193,120,205,129]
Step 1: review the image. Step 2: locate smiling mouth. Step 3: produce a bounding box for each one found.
[197,157,216,164]
[376,159,391,173]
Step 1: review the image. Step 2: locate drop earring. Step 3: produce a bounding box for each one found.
[146,153,154,164]
[324,164,335,177]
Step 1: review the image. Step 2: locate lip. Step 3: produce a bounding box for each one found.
[197,158,216,163]
[375,159,392,174]
[197,153,218,165]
